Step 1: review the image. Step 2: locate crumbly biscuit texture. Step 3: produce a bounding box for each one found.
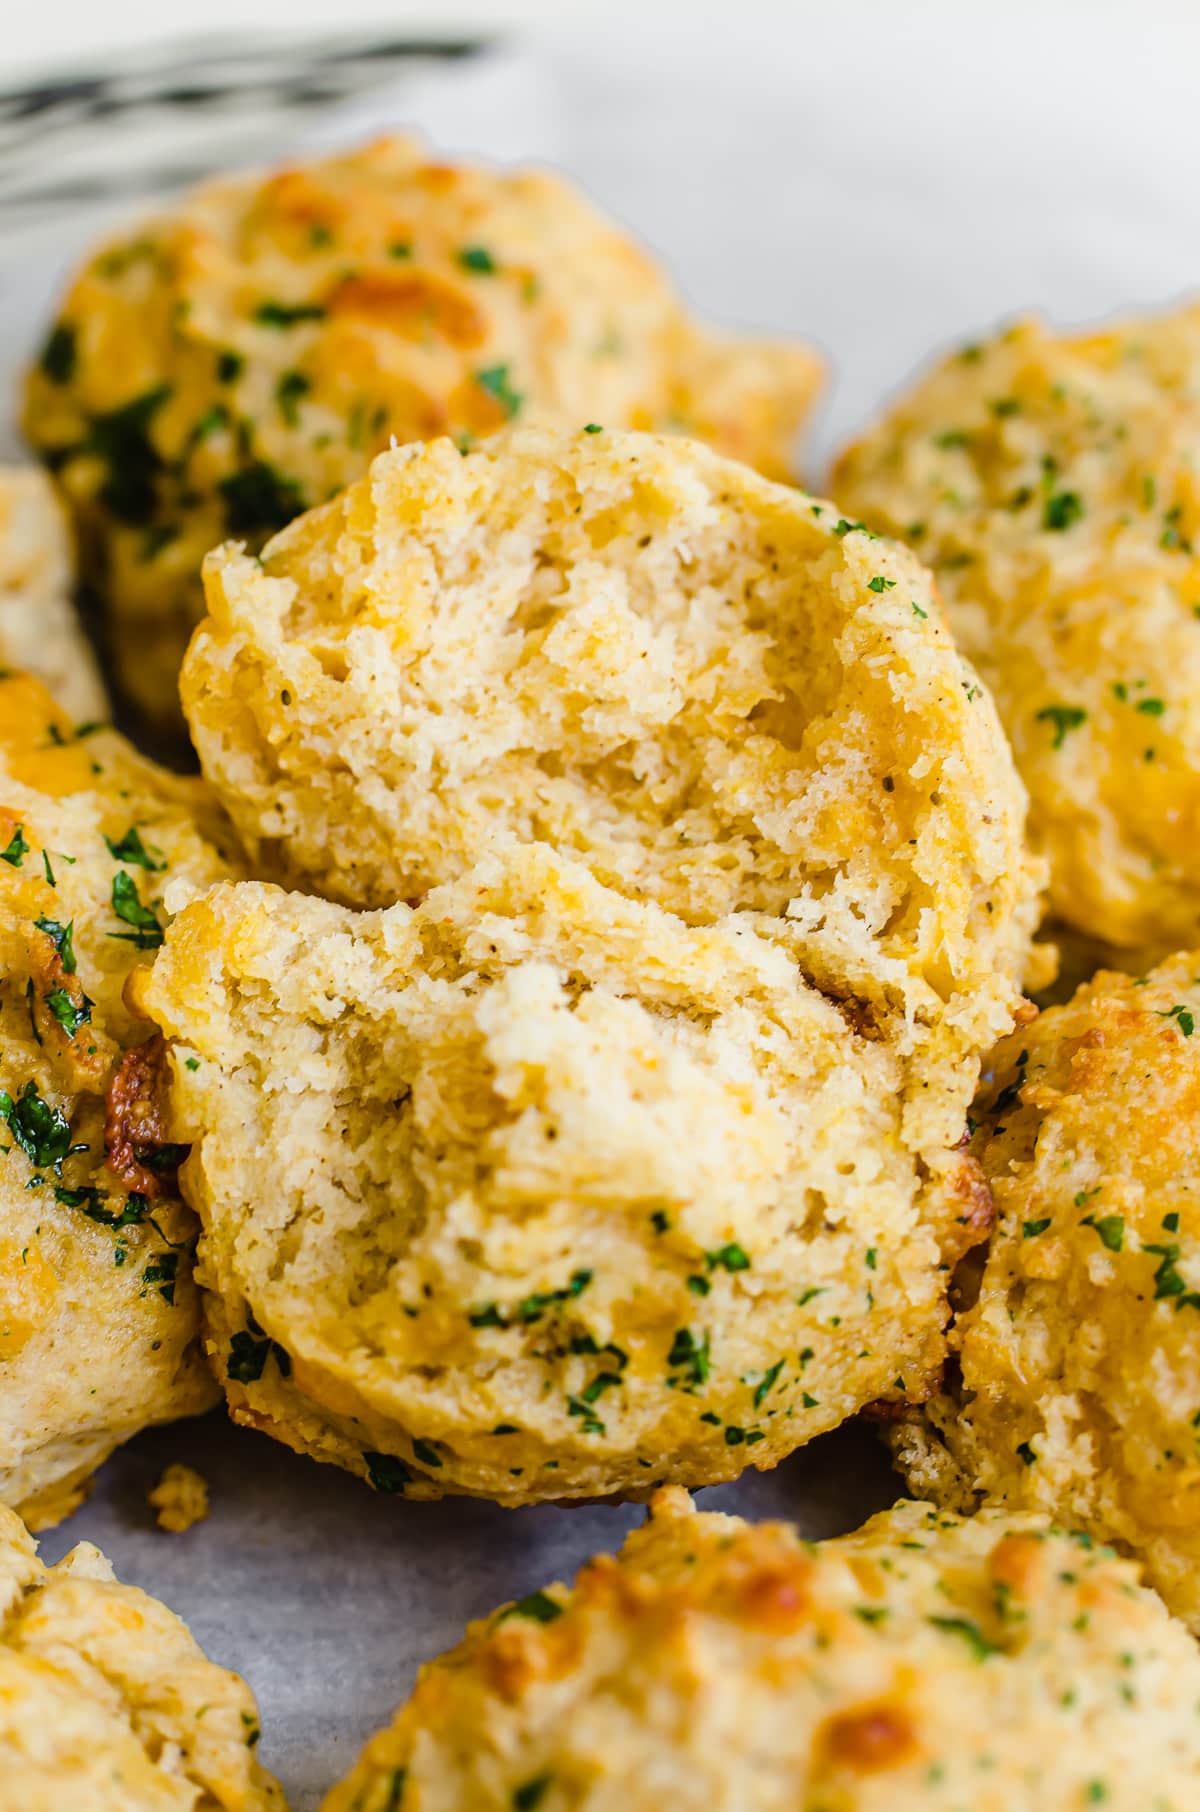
[186,426,1041,1152]
[137,849,993,1504]
[892,951,1200,1631]
[834,308,1200,951]
[0,466,106,722]
[23,134,820,727]
[0,1503,281,1811]
[323,1488,1200,1812]
[0,672,239,1526]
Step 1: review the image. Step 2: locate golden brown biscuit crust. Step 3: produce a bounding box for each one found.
[323,1490,1200,1812]
[0,673,240,1525]
[0,1503,281,1810]
[893,950,1200,1629]
[23,135,820,730]
[834,307,1200,953]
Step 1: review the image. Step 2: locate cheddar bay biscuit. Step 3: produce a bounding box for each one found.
[892,951,1200,1631]
[0,1503,281,1810]
[324,1488,1200,1812]
[0,673,239,1527]
[835,307,1200,953]
[23,135,820,729]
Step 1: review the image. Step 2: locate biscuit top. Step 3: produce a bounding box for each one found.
[323,1490,1200,1812]
[0,1503,281,1810]
[186,426,1042,1151]
[833,308,1200,949]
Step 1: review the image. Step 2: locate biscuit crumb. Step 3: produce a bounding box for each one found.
[149,1463,210,1533]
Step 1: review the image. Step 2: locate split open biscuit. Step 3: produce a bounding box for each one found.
[184,425,1043,1156]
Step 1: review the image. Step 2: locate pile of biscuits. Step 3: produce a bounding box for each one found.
[4,136,1200,1809]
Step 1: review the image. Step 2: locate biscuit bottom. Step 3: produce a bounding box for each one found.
[323,1488,1200,1812]
[137,846,991,1505]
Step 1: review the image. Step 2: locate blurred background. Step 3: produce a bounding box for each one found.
[8,0,1200,473]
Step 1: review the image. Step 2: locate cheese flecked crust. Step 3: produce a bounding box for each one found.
[0,673,240,1527]
[22,135,820,730]
[892,951,1200,1632]
[0,467,106,722]
[0,1503,282,1811]
[136,850,995,1505]
[185,426,1042,1157]
[322,1488,1200,1812]
[834,308,1200,952]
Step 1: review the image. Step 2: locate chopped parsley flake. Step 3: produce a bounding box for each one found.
[276,369,311,426]
[0,1082,72,1168]
[1083,1213,1125,1253]
[218,461,305,539]
[40,321,77,384]
[1144,1241,1197,1304]
[364,1452,412,1494]
[1043,490,1083,531]
[458,245,497,273]
[468,1269,592,1329]
[35,916,76,973]
[753,1359,784,1408]
[105,827,165,871]
[475,363,523,419]
[109,871,164,949]
[84,386,172,525]
[667,1326,711,1389]
[927,1614,998,1660]
[141,1251,178,1304]
[706,1241,750,1274]
[513,1775,552,1812]
[0,824,29,867]
[867,575,896,593]
[254,299,327,328]
[1158,1003,1195,1037]
[1036,703,1087,749]
[45,986,92,1036]
[506,1589,562,1623]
